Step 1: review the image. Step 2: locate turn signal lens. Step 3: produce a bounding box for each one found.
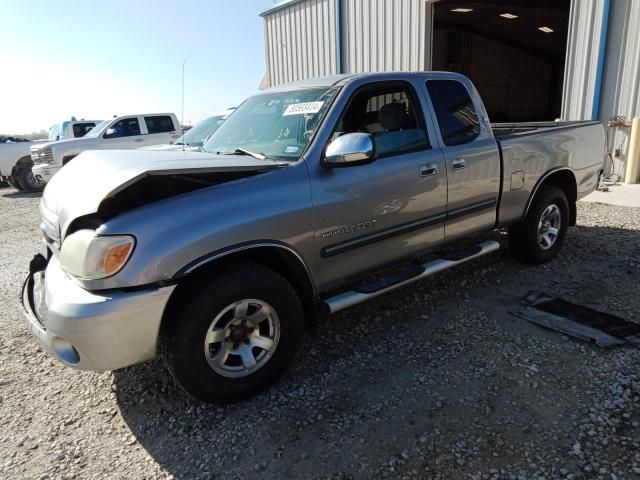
[103,242,133,275]
[60,230,135,279]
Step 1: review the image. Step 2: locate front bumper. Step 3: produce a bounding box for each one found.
[31,164,60,184]
[21,254,176,371]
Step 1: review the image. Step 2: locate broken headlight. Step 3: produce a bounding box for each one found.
[59,229,135,279]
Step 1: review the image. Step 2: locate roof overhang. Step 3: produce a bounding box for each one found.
[260,0,308,17]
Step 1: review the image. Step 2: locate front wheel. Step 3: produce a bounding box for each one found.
[508,185,569,264]
[7,175,22,190]
[161,264,304,403]
[16,165,44,193]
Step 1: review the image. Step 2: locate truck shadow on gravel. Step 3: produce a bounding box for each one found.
[1,190,42,199]
[113,222,640,480]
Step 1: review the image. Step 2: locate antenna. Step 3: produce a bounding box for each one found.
[181,59,186,128]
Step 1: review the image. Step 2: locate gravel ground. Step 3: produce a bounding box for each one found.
[0,188,639,480]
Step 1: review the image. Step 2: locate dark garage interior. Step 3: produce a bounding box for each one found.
[432,0,571,123]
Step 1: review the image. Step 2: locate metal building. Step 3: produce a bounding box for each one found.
[260,0,640,177]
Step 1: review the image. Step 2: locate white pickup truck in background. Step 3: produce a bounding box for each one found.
[0,119,101,192]
[143,108,235,151]
[31,113,182,185]
[49,120,102,142]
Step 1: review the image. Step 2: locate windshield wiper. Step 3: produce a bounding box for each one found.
[231,148,268,161]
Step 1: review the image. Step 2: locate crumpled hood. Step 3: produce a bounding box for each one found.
[41,149,287,238]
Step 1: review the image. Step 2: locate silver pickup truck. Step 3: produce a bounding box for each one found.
[21,72,605,403]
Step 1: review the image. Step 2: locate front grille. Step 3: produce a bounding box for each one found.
[33,147,53,164]
[42,147,53,162]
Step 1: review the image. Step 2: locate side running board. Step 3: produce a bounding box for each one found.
[318,240,500,315]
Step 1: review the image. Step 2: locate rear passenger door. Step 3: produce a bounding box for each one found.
[143,115,181,145]
[425,79,501,240]
[102,117,146,149]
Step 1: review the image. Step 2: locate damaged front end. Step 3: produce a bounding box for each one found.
[97,170,265,220]
[40,149,288,240]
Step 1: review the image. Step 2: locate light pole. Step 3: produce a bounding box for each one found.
[181,59,186,127]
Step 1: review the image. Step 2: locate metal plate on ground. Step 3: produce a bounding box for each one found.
[512,291,640,348]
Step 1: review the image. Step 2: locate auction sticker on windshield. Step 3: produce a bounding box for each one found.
[283,101,324,116]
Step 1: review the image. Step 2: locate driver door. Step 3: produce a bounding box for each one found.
[102,117,146,149]
[308,80,447,290]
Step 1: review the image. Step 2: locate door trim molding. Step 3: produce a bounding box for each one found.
[320,212,446,258]
[319,197,497,258]
[447,198,497,221]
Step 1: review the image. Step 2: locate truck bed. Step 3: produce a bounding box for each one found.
[491,120,600,138]
[494,120,605,227]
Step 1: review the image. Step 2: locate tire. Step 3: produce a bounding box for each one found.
[508,185,569,264]
[7,176,22,190]
[16,165,44,193]
[161,264,304,403]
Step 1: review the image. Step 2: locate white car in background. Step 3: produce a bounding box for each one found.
[0,119,101,192]
[31,113,182,185]
[143,108,235,152]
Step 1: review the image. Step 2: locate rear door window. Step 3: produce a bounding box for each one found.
[104,118,141,138]
[72,122,97,138]
[426,80,480,146]
[145,115,175,134]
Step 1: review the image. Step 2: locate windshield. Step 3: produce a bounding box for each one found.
[48,124,61,141]
[84,120,111,138]
[179,115,226,147]
[203,88,338,160]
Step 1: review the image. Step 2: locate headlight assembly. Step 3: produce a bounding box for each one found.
[59,230,135,279]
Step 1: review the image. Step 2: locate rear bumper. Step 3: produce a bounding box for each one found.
[31,164,60,183]
[21,254,176,371]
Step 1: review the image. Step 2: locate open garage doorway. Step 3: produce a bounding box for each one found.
[432,0,571,122]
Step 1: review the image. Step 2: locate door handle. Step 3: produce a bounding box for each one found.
[451,157,467,170]
[134,138,144,142]
[419,163,438,177]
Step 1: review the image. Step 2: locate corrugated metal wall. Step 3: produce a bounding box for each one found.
[262,0,640,128]
[560,0,608,120]
[599,0,640,180]
[262,0,432,87]
[263,0,338,87]
[341,0,431,74]
[599,0,640,121]
[562,0,640,122]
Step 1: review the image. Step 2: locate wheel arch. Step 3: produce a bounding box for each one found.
[523,168,577,226]
[11,155,33,176]
[162,242,318,334]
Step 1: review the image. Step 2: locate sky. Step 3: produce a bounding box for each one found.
[0,0,275,134]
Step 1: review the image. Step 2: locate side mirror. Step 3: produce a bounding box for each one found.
[323,133,375,167]
[104,128,117,139]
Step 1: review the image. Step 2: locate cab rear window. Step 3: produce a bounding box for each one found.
[145,116,175,134]
[426,80,480,146]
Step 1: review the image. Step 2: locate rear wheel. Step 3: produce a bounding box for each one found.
[509,185,569,264]
[16,164,44,193]
[161,264,304,403]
